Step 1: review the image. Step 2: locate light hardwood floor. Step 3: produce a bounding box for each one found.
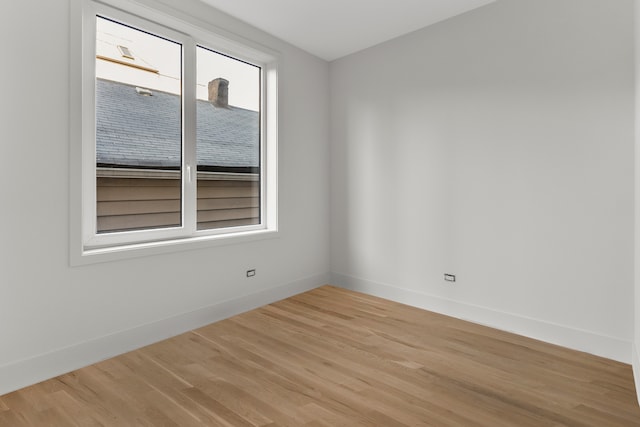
[1,285,639,426]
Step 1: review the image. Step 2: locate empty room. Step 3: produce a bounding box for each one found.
[2,0,640,425]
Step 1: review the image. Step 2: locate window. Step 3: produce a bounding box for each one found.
[70,0,278,264]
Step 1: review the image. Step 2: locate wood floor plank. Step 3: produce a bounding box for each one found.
[2,285,639,426]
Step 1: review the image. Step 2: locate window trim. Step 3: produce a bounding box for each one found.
[70,0,279,266]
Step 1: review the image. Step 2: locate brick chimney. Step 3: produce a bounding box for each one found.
[208,78,229,108]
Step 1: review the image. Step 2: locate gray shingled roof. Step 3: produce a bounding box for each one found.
[96,78,259,170]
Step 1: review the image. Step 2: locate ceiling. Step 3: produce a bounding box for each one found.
[200,0,496,61]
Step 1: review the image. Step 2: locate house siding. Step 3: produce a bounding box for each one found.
[97,177,259,232]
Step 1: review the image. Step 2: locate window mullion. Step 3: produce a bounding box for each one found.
[182,38,198,235]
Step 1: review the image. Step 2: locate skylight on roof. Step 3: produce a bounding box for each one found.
[117,45,134,59]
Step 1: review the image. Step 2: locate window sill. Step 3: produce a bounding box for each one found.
[71,228,278,266]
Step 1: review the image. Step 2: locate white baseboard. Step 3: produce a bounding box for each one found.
[332,272,631,364]
[633,343,640,406]
[0,273,329,397]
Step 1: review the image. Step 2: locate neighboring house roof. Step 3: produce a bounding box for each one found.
[96,78,259,171]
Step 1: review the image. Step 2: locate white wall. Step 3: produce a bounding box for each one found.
[0,0,330,395]
[634,0,640,404]
[331,0,635,362]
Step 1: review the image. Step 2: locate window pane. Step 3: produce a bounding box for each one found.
[196,46,261,230]
[95,16,182,233]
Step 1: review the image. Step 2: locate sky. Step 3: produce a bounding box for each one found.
[96,16,260,111]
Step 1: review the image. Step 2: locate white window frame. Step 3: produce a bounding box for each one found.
[70,0,279,265]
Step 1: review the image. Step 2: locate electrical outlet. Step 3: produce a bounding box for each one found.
[246,269,256,277]
[444,274,456,282]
